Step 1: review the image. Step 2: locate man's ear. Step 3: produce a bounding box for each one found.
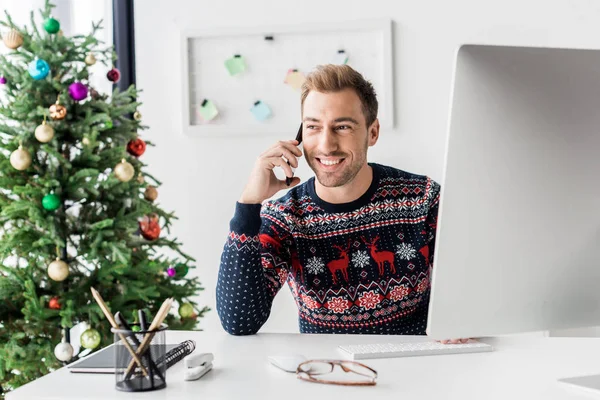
[367,119,380,147]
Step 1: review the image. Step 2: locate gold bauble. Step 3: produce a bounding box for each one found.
[114,159,134,182]
[133,111,142,121]
[3,29,23,50]
[35,121,55,143]
[137,174,145,184]
[144,186,158,202]
[48,258,69,282]
[10,145,32,170]
[82,137,90,146]
[57,30,64,37]
[85,53,96,66]
[49,102,67,120]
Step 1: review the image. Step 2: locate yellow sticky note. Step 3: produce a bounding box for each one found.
[284,69,306,91]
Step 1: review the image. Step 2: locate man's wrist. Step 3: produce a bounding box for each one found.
[238,196,264,204]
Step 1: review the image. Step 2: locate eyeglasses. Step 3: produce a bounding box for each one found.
[296,359,378,386]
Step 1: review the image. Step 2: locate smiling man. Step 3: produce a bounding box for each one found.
[217,64,452,339]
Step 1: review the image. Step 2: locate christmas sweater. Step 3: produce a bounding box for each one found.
[217,163,441,335]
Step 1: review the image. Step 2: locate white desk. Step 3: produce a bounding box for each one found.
[6,331,600,399]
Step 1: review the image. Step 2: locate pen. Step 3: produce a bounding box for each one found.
[115,311,163,382]
[286,123,303,186]
[137,309,155,385]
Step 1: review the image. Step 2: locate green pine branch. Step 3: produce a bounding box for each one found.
[0,1,208,396]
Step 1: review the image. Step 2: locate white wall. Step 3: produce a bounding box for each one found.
[134,0,600,334]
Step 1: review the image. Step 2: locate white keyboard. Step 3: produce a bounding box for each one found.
[338,340,493,360]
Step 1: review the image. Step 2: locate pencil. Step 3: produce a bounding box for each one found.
[90,287,149,376]
[124,297,173,378]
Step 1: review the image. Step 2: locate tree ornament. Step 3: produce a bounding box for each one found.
[10,144,31,170]
[57,30,63,37]
[127,138,146,157]
[28,58,50,80]
[82,137,91,146]
[85,53,96,65]
[42,193,61,211]
[137,174,145,184]
[43,17,60,34]
[49,98,67,120]
[80,328,101,349]
[133,111,142,121]
[175,264,189,278]
[54,341,73,362]
[68,82,88,101]
[35,117,54,143]
[166,267,176,277]
[3,29,23,49]
[48,258,69,281]
[48,297,61,310]
[179,303,194,318]
[89,88,100,100]
[0,76,6,85]
[106,68,121,83]
[139,214,160,241]
[144,186,158,202]
[114,159,134,182]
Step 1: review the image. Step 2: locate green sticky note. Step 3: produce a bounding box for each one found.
[224,55,246,76]
[199,99,219,121]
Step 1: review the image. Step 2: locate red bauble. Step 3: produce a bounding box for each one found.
[127,138,146,157]
[107,68,121,83]
[49,297,61,310]
[139,214,160,241]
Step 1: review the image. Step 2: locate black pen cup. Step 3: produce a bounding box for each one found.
[111,324,167,392]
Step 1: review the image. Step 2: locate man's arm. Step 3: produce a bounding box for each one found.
[216,202,291,335]
[426,180,469,344]
[426,180,441,271]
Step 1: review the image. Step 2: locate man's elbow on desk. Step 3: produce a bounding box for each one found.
[218,313,263,336]
[220,322,261,336]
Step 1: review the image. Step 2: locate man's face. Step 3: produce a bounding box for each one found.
[302,88,379,188]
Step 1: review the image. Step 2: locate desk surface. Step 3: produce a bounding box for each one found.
[6,331,600,400]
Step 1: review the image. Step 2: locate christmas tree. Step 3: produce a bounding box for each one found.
[0,1,208,396]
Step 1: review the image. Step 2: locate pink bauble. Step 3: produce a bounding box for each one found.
[68,82,88,101]
[167,268,176,277]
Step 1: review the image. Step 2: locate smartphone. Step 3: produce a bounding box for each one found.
[286,123,303,186]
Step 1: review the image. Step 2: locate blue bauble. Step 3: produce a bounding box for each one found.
[28,59,50,80]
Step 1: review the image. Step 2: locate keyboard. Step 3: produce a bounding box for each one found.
[338,340,493,360]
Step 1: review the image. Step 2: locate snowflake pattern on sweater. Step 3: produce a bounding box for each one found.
[216,163,441,335]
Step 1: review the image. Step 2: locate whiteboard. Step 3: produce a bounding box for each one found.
[180,19,394,136]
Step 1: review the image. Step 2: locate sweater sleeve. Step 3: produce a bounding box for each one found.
[426,180,441,270]
[216,201,292,335]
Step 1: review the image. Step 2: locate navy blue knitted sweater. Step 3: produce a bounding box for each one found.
[217,163,441,335]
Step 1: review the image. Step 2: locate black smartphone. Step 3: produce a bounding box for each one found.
[286,123,303,186]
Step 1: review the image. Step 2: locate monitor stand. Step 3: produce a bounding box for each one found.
[559,374,600,394]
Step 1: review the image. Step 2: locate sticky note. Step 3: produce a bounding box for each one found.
[284,69,306,91]
[224,55,246,76]
[250,101,272,121]
[199,99,219,121]
[333,50,349,65]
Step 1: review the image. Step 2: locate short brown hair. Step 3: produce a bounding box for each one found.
[300,64,378,127]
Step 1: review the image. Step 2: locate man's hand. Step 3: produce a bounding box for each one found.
[239,140,303,204]
[438,339,471,344]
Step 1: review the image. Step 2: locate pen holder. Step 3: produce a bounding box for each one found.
[111,324,168,392]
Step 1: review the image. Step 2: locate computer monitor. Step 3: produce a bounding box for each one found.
[427,44,600,340]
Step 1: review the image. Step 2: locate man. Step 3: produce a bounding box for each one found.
[217,64,463,343]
